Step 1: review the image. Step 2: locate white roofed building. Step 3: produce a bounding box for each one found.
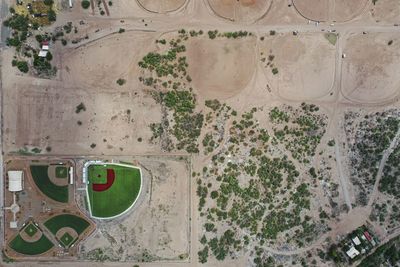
[352,236,361,246]
[8,171,24,192]
[346,246,360,259]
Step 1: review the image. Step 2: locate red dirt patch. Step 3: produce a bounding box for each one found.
[92,169,115,192]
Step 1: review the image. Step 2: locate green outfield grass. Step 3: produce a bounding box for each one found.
[55,166,68,178]
[87,164,141,218]
[30,165,69,203]
[87,165,107,184]
[9,234,54,255]
[24,223,38,237]
[44,214,90,235]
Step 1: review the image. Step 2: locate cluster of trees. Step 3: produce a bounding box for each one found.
[197,105,317,263]
[270,104,327,164]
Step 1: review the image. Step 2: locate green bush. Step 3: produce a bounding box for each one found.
[116,78,126,86]
[81,0,90,9]
[15,61,29,73]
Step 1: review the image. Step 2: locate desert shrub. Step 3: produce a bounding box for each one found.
[81,0,90,9]
[116,78,126,86]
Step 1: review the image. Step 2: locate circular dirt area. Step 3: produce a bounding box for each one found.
[341,33,400,103]
[136,0,186,13]
[259,33,336,100]
[186,37,256,100]
[293,0,368,22]
[207,0,272,23]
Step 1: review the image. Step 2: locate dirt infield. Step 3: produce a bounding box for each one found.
[259,33,336,100]
[293,0,368,22]
[341,33,400,103]
[19,227,42,243]
[136,0,186,13]
[207,0,272,23]
[55,227,78,245]
[186,36,256,100]
[48,165,69,187]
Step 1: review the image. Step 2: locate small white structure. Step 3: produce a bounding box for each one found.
[346,246,360,259]
[8,171,23,192]
[9,221,18,229]
[38,50,48,58]
[69,167,74,185]
[42,45,49,51]
[352,236,361,246]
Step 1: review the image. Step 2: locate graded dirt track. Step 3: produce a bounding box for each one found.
[186,36,256,100]
[341,33,400,103]
[207,0,271,23]
[136,0,186,13]
[293,0,368,22]
[259,33,336,100]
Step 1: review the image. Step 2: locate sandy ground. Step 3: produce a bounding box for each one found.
[293,0,368,22]
[207,0,272,23]
[259,32,336,101]
[186,35,256,100]
[341,32,400,103]
[368,0,400,24]
[2,0,400,266]
[137,0,187,13]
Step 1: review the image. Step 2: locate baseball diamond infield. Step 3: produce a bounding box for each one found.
[85,163,142,219]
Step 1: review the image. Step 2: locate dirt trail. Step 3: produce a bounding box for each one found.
[367,127,400,207]
[335,141,352,210]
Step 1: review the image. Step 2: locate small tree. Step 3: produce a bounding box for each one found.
[44,0,54,6]
[16,61,29,73]
[46,51,53,61]
[47,9,56,22]
[81,0,90,9]
[116,78,126,86]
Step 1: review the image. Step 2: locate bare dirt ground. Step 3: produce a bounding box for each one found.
[137,0,187,13]
[293,0,369,22]
[368,0,400,24]
[2,0,400,266]
[259,32,336,101]
[341,32,400,103]
[207,0,272,23]
[186,35,256,100]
